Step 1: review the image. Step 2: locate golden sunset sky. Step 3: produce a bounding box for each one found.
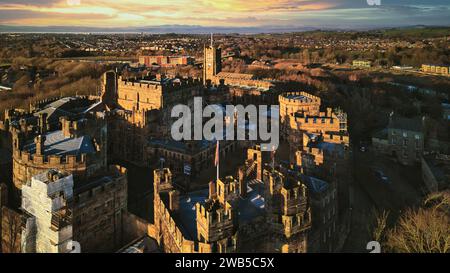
[0,0,449,28]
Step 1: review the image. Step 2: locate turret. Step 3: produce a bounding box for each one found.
[153,168,173,193]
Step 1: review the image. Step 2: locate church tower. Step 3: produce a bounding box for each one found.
[203,34,222,85]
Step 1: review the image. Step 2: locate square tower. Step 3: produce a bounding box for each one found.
[203,38,221,85]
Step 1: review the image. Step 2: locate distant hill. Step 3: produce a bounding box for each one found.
[0,24,449,35]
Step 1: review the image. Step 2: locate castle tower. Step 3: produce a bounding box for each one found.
[247,145,266,181]
[264,169,311,253]
[195,177,238,253]
[153,168,173,194]
[203,34,222,85]
[101,71,118,107]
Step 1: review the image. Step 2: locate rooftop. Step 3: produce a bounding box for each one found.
[23,130,95,157]
[149,139,213,154]
[284,94,313,102]
[216,72,254,80]
[388,115,424,132]
[173,180,265,240]
[300,174,329,194]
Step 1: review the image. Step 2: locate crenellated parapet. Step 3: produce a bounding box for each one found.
[279,92,321,106]
[118,75,202,93]
[11,114,107,190]
[74,165,127,203]
[263,168,311,241]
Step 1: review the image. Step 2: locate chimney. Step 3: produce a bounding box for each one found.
[169,190,180,211]
[238,168,247,198]
[208,181,216,199]
[60,117,72,137]
[34,135,46,156]
[39,113,48,134]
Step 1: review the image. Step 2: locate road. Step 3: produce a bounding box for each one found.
[342,147,425,252]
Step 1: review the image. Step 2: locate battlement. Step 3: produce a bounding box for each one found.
[279,92,321,105]
[30,96,93,112]
[216,176,238,205]
[74,165,127,203]
[195,199,235,244]
[14,149,88,166]
[196,200,233,224]
[281,208,312,238]
[118,75,202,93]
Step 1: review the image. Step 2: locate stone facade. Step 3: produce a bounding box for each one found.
[71,165,128,252]
[152,146,312,253]
[372,114,425,166]
[203,44,222,85]
[3,97,129,253]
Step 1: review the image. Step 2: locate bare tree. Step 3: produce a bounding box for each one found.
[385,191,450,253]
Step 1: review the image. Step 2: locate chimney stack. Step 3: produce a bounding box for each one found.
[34,135,46,156]
[60,117,72,137]
[39,113,48,134]
[169,190,180,211]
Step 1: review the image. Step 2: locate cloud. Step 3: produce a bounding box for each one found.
[0,0,449,28]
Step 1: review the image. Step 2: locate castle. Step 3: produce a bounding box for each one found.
[0,37,351,253]
[153,146,312,253]
[1,97,129,253]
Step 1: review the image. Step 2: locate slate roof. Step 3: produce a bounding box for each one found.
[23,130,95,157]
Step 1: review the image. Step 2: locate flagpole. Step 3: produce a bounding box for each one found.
[216,140,219,182]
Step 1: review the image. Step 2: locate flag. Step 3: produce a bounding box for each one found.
[214,141,219,167]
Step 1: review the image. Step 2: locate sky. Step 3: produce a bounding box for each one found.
[0,0,449,29]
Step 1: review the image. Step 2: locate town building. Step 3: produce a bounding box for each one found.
[352,60,372,68]
[421,64,450,75]
[139,55,194,67]
[372,113,425,166]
